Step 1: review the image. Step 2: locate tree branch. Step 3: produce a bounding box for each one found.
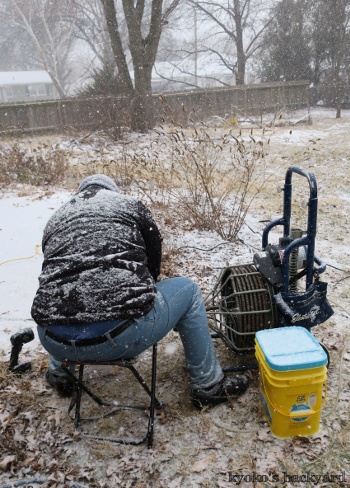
[155,59,232,88]
[163,0,181,23]
[11,0,66,97]
[187,0,237,41]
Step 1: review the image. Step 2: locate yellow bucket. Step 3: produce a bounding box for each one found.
[255,327,327,438]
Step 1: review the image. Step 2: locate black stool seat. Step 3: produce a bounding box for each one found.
[61,343,167,448]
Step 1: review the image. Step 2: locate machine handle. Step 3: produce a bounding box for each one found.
[314,255,326,275]
[262,166,318,292]
[262,166,317,246]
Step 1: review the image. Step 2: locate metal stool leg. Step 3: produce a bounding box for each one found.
[147,343,157,448]
[74,364,84,430]
[61,342,167,446]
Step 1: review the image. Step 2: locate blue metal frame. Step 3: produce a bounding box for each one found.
[261,166,326,294]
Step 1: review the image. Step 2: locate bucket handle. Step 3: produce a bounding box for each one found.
[261,370,327,419]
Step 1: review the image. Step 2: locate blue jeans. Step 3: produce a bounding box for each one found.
[38,277,224,389]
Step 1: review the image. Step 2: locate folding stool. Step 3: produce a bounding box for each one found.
[61,343,165,448]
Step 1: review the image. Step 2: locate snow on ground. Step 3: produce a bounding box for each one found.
[1,107,350,487]
[0,191,70,355]
[0,190,260,357]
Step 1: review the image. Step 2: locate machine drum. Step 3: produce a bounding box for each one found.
[208,264,278,352]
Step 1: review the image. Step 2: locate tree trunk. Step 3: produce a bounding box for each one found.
[100,0,177,132]
[333,0,349,119]
[131,67,154,132]
[122,0,163,132]
[335,49,342,118]
[48,71,66,99]
[11,0,68,98]
[233,0,245,85]
[100,0,134,99]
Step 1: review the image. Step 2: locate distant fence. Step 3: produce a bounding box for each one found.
[0,81,310,135]
[0,96,130,135]
[155,80,310,125]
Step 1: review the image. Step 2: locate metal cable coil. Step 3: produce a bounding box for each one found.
[206,264,278,352]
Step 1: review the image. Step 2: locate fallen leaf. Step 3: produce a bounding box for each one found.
[191,453,216,473]
[257,431,273,442]
[106,465,117,477]
[48,410,61,427]
[0,455,15,471]
[30,459,39,471]
[293,436,311,445]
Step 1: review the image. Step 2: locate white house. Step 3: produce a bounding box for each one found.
[0,71,58,103]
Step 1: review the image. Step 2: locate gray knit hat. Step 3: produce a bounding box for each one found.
[77,174,119,193]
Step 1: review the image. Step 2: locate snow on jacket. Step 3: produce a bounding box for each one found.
[31,184,162,326]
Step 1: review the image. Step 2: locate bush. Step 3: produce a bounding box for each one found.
[130,120,270,240]
[0,142,68,186]
[76,60,123,98]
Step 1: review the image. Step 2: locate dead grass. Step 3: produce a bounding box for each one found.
[0,119,275,244]
[40,117,274,241]
[1,112,350,486]
[0,141,69,187]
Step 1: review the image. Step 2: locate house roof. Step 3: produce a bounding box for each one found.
[0,70,53,86]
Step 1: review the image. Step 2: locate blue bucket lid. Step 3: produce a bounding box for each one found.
[255,327,328,371]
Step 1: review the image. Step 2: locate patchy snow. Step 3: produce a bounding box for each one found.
[1,107,350,487]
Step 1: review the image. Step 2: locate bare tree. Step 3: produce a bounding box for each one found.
[6,0,77,97]
[186,0,275,85]
[0,11,39,71]
[331,0,350,117]
[73,0,115,66]
[100,0,180,132]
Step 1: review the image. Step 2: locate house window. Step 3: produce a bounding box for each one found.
[38,85,47,95]
[6,87,14,98]
[28,84,47,97]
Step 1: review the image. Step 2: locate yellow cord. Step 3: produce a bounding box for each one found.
[0,244,43,266]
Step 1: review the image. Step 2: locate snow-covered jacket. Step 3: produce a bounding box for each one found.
[31,181,162,326]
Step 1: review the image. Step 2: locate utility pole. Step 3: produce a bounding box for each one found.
[194,6,198,87]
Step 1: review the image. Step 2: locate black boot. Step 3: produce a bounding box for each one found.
[191,375,249,410]
[45,369,75,398]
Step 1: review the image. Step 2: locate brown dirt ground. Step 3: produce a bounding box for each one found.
[1,108,350,488]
